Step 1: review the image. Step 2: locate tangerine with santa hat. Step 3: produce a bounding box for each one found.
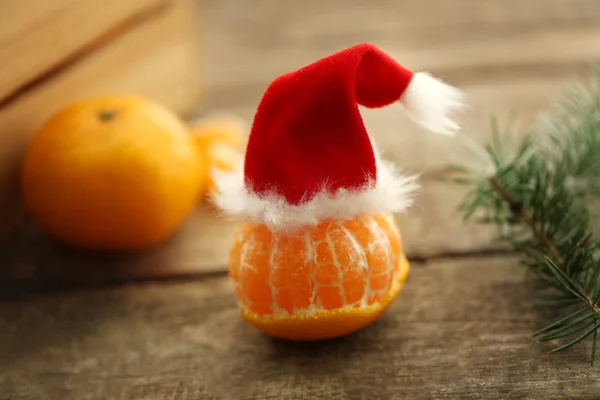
[212,43,465,340]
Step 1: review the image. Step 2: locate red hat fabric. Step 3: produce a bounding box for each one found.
[213,43,465,232]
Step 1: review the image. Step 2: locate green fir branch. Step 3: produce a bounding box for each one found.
[448,67,600,365]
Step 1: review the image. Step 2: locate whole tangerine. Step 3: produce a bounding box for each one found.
[21,95,206,252]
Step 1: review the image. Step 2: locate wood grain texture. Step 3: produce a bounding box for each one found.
[0,205,241,293]
[0,0,169,103]
[201,0,600,89]
[0,0,203,241]
[1,256,599,399]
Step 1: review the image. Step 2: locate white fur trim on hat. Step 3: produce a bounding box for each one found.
[210,143,418,233]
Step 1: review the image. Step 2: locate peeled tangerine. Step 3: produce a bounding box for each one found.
[214,43,465,340]
[229,214,409,340]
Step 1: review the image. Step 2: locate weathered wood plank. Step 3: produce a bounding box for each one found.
[0,0,169,102]
[201,0,600,89]
[0,0,203,241]
[1,256,599,399]
[0,205,240,292]
[202,0,600,31]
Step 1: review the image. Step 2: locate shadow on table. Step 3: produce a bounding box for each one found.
[263,315,392,370]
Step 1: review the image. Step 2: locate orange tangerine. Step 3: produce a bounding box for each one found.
[228,212,409,340]
[21,95,205,252]
[189,114,246,150]
[189,114,245,199]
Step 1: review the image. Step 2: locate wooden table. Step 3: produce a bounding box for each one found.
[2,253,600,399]
[3,0,600,398]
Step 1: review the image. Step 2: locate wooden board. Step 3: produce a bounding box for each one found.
[0,0,170,102]
[1,256,599,399]
[201,0,600,91]
[0,0,203,240]
[0,206,241,293]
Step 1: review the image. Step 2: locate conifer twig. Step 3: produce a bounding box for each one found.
[487,176,600,321]
[448,67,600,365]
[488,176,562,260]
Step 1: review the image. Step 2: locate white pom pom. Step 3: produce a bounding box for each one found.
[399,72,466,135]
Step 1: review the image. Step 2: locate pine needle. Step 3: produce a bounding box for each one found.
[449,66,600,364]
[592,329,598,366]
[532,307,589,337]
[550,321,600,354]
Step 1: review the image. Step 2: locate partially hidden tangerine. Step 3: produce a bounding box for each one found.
[229,212,409,340]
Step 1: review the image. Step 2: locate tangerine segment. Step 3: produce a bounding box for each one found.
[242,256,410,341]
[228,212,408,339]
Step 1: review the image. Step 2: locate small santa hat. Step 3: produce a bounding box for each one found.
[213,43,465,232]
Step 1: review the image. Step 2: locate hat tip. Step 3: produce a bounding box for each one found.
[399,72,467,135]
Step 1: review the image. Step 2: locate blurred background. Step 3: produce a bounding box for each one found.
[2,0,600,283]
[198,0,600,258]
